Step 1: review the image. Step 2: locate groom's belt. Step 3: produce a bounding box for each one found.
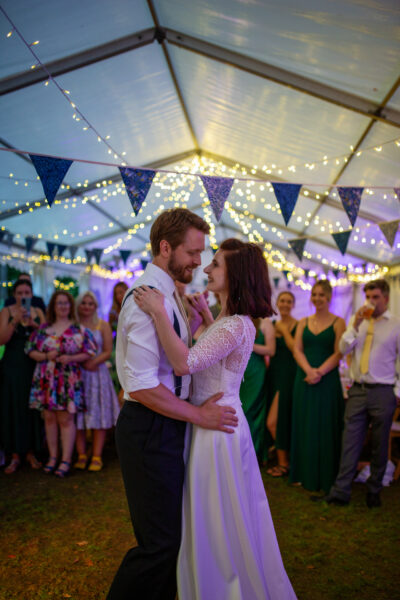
[353,382,393,389]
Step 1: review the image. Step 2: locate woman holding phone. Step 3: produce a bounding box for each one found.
[0,279,45,473]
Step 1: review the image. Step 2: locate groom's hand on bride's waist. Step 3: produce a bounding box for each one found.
[197,393,238,433]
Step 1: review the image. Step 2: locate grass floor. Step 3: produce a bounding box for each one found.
[1,445,399,600]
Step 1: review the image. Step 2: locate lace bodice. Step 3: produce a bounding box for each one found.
[187,315,256,407]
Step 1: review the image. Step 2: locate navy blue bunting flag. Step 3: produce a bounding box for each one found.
[200,176,234,222]
[29,154,73,207]
[119,167,156,216]
[288,238,307,262]
[69,246,79,260]
[0,230,6,244]
[5,232,14,248]
[92,248,103,265]
[271,183,302,226]
[25,236,37,253]
[333,269,340,279]
[57,244,67,257]
[119,250,131,265]
[46,241,56,257]
[337,187,363,227]
[379,220,399,248]
[273,277,280,289]
[282,270,290,280]
[140,259,149,271]
[332,230,352,255]
[85,249,93,264]
[304,269,310,279]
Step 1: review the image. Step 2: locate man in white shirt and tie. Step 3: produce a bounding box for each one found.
[107,209,238,600]
[313,279,400,508]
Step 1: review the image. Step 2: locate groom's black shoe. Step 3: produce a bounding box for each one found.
[366,492,381,508]
[310,494,349,506]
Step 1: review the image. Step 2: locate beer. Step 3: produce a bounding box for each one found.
[361,301,375,319]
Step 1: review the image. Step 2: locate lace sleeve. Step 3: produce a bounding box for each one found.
[187,316,245,374]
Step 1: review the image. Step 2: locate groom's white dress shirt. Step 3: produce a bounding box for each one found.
[116,263,191,401]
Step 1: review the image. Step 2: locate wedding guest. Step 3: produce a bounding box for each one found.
[290,280,346,493]
[267,291,298,477]
[26,291,96,478]
[5,272,46,313]
[108,281,128,402]
[240,317,275,462]
[75,292,120,471]
[313,279,400,508]
[0,280,45,474]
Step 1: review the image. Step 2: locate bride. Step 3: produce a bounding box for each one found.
[134,238,297,600]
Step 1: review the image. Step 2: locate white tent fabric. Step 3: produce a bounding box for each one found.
[0,0,399,311]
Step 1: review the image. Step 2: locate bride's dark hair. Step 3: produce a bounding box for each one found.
[219,239,274,318]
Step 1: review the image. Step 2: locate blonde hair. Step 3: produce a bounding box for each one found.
[311,280,332,302]
[76,291,100,326]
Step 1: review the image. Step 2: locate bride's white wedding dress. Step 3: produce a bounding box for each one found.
[177,315,297,600]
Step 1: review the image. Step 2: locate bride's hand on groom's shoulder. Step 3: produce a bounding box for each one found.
[198,393,238,433]
[133,286,165,316]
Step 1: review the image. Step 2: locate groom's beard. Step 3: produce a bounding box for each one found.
[168,253,194,284]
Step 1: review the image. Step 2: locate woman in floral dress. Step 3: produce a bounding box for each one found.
[26,291,96,477]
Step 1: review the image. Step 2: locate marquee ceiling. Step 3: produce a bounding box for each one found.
[0,0,399,279]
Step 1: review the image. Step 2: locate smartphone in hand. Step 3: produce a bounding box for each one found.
[21,297,32,313]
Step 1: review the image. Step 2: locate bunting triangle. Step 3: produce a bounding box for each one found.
[379,220,399,248]
[200,176,234,222]
[288,238,307,261]
[57,244,67,257]
[394,188,400,201]
[140,259,149,271]
[337,186,363,227]
[69,245,79,260]
[271,183,302,226]
[120,250,131,265]
[46,241,56,257]
[282,270,290,280]
[332,230,352,255]
[29,154,73,207]
[333,269,340,279]
[273,277,280,289]
[85,249,93,264]
[0,230,6,244]
[25,236,37,253]
[5,232,14,248]
[304,269,310,279]
[119,167,156,216]
[92,248,103,265]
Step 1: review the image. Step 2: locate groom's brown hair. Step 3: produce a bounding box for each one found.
[150,208,210,256]
[219,239,274,319]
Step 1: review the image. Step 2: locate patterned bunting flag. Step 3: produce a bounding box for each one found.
[85,249,93,264]
[69,245,79,260]
[120,250,131,265]
[29,154,73,207]
[379,220,399,248]
[271,183,302,226]
[25,236,37,253]
[273,277,280,289]
[46,241,56,257]
[288,238,306,262]
[337,187,364,227]
[5,232,14,248]
[57,244,67,257]
[92,248,103,265]
[200,176,234,222]
[394,188,400,201]
[332,230,352,255]
[119,167,156,216]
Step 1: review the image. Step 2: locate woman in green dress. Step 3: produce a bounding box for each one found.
[290,280,346,494]
[267,291,298,477]
[0,280,45,474]
[239,317,275,461]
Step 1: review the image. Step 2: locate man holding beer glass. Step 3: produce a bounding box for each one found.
[312,279,400,508]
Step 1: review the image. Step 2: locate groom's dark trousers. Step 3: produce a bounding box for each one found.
[107,400,186,600]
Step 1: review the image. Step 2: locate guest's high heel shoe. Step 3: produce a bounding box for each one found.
[43,456,58,474]
[4,457,20,474]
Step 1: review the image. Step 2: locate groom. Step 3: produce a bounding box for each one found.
[107,208,238,600]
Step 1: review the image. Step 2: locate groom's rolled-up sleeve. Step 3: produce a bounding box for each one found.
[119,302,162,393]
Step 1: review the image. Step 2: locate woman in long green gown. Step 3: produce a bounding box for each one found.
[240,317,275,461]
[290,280,346,494]
[267,291,298,476]
[0,280,45,474]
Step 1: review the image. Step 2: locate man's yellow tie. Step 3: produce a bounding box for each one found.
[360,318,374,374]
